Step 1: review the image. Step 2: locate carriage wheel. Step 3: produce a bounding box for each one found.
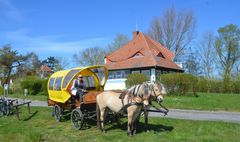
[71,108,84,130]
[0,103,4,116]
[0,101,11,116]
[53,105,62,122]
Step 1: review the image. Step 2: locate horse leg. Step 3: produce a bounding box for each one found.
[127,110,134,136]
[100,108,106,133]
[133,112,141,135]
[144,108,149,132]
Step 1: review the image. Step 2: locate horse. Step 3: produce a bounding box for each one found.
[96,83,152,136]
[140,81,165,132]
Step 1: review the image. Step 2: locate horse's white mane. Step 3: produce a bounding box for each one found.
[127,83,151,98]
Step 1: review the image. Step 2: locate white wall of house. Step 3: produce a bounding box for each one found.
[104,79,126,90]
[150,68,156,82]
[104,68,157,90]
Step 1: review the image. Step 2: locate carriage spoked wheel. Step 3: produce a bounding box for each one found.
[53,105,62,122]
[0,103,4,116]
[71,108,84,130]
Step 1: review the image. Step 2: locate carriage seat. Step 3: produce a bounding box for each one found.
[83,91,102,104]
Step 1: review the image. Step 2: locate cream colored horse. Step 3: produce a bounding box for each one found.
[141,82,164,132]
[96,83,152,136]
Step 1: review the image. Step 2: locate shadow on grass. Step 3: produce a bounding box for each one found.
[23,111,38,121]
[106,121,174,134]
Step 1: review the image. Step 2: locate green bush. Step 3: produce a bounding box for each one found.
[160,73,198,96]
[125,73,148,88]
[20,77,48,95]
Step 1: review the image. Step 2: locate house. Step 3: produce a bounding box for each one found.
[104,31,183,90]
[40,65,54,78]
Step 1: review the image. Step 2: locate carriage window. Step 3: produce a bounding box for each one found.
[62,69,80,88]
[91,67,106,86]
[48,78,55,90]
[54,77,63,91]
[85,76,96,90]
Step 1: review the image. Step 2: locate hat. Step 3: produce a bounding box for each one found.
[78,74,83,78]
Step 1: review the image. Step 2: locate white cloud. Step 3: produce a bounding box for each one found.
[0,0,24,21]
[0,29,111,57]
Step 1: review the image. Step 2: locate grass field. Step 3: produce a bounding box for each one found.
[5,92,240,111]
[162,93,240,111]
[0,107,240,142]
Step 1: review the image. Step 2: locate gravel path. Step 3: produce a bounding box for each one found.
[6,98,240,123]
[150,108,240,124]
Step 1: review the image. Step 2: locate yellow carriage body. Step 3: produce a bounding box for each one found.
[47,65,108,103]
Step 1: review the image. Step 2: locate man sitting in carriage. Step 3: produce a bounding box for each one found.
[70,74,87,107]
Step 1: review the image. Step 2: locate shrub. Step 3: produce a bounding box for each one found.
[160,73,197,96]
[20,77,48,95]
[125,73,148,88]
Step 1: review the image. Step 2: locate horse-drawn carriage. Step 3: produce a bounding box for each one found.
[47,65,168,135]
[47,65,108,129]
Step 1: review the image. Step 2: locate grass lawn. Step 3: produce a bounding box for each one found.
[4,92,240,111]
[162,93,240,111]
[0,107,240,142]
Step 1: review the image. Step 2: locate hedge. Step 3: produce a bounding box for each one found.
[160,73,240,95]
[125,73,148,88]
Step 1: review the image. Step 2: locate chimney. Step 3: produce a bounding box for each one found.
[132,31,139,39]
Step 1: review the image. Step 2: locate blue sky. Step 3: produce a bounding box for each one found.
[0,0,240,68]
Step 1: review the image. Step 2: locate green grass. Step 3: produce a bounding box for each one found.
[162,93,240,111]
[4,93,48,101]
[0,107,240,142]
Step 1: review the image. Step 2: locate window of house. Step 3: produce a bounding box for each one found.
[134,53,141,57]
[141,70,150,78]
[116,71,123,79]
[132,70,140,74]
[108,72,114,79]
[124,70,131,78]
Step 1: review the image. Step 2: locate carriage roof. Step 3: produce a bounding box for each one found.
[47,65,108,103]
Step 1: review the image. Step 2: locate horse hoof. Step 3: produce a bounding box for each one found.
[127,132,133,137]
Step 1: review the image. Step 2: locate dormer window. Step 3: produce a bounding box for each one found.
[133,52,143,58]
[157,52,165,58]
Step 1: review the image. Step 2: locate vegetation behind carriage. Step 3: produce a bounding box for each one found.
[160,73,240,95]
[125,73,148,88]
[0,76,48,97]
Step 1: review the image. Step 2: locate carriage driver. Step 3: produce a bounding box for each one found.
[70,74,87,106]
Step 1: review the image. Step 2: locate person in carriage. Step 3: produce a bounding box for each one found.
[70,74,87,107]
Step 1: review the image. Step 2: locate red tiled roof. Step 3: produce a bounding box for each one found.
[105,31,183,71]
[41,65,54,72]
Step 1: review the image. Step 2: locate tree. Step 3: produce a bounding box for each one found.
[214,24,240,82]
[185,50,201,76]
[42,56,60,71]
[107,34,129,53]
[73,46,106,66]
[198,32,215,78]
[0,44,27,84]
[148,7,196,61]
[54,57,69,71]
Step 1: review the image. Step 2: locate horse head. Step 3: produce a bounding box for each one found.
[150,81,164,103]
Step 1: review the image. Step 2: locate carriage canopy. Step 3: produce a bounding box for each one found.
[47,65,108,103]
